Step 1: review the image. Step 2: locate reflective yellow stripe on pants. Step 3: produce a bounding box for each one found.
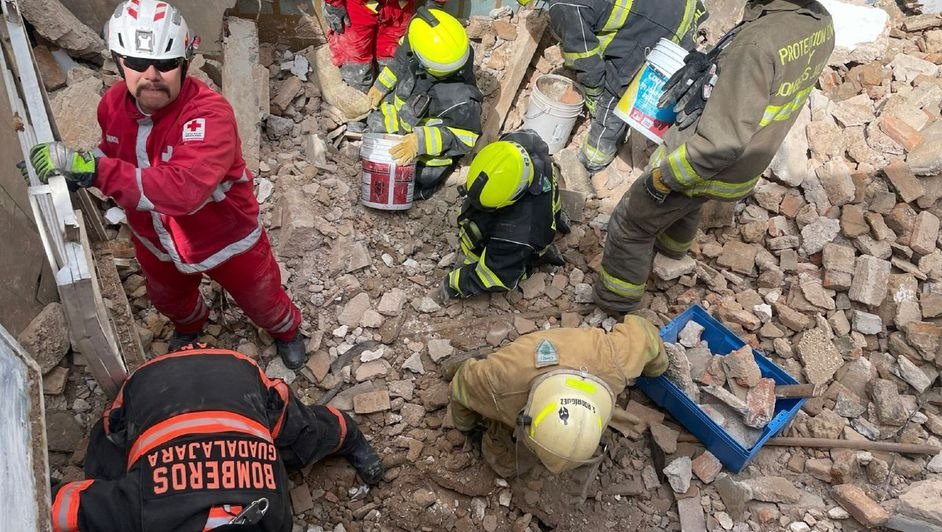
[475,249,508,290]
[599,266,644,299]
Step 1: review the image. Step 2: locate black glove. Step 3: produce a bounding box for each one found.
[643,170,670,204]
[658,50,717,129]
[323,3,349,34]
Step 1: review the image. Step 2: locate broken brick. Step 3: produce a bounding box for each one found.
[832,484,889,528]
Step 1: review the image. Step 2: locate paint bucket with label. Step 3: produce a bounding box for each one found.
[523,74,585,154]
[360,133,415,210]
[614,38,688,143]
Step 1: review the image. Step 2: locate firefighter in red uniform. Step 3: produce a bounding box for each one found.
[323,0,446,100]
[28,0,309,369]
[50,345,384,531]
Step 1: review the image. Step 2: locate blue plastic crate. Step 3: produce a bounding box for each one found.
[636,304,805,473]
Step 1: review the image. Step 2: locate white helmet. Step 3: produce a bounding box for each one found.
[107,0,193,60]
[518,369,615,474]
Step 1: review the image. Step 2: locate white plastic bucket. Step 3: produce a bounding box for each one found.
[360,133,415,210]
[614,38,688,144]
[523,74,584,154]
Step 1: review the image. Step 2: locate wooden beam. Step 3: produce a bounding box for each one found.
[475,8,547,151]
[93,244,146,371]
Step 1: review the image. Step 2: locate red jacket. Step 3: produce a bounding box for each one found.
[94,77,261,273]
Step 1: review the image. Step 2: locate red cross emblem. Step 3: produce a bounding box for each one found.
[181,118,206,142]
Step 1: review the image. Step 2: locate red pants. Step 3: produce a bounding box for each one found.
[133,231,301,341]
[327,0,414,65]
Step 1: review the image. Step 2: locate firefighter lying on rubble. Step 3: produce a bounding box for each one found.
[50,346,383,531]
[446,315,667,477]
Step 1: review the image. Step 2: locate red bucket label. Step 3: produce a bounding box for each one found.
[361,160,414,209]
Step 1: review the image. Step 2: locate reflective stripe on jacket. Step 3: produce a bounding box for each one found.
[656,0,834,201]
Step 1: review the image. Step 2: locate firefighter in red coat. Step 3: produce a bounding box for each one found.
[50,345,384,531]
[29,0,308,369]
[323,0,446,99]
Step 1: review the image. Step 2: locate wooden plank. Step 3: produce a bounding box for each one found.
[475,8,547,151]
[55,212,126,396]
[74,189,108,243]
[93,244,146,371]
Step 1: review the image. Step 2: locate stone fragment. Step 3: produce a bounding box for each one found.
[49,76,103,151]
[663,456,692,493]
[745,378,776,429]
[717,241,758,274]
[841,204,869,237]
[305,351,331,382]
[354,359,389,382]
[42,366,70,395]
[723,346,761,388]
[774,303,813,331]
[411,297,442,314]
[402,352,425,374]
[45,411,85,452]
[353,390,391,414]
[870,379,907,426]
[360,310,384,328]
[426,339,454,363]
[800,217,841,255]
[742,476,800,504]
[851,310,882,335]
[818,159,856,206]
[513,316,536,334]
[290,484,314,514]
[377,288,407,316]
[691,451,722,484]
[702,385,747,413]
[715,474,750,520]
[895,355,932,393]
[795,328,843,385]
[848,255,891,306]
[17,302,70,374]
[664,343,698,401]
[677,497,707,532]
[678,321,704,348]
[822,243,856,273]
[833,392,866,418]
[653,254,697,280]
[650,423,679,454]
[908,138,942,176]
[881,115,924,151]
[910,211,940,255]
[831,484,889,528]
[897,479,942,527]
[337,293,371,327]
[884,160,925,203]
[903,321,942,359]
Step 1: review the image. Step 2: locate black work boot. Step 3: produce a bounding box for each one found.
[533,244,566,267]
[556,209,572,235]
[168,331,200,352]
[345,434,385,486]
[275,333,307,370]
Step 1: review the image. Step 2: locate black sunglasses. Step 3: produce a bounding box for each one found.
[121,55,184,73]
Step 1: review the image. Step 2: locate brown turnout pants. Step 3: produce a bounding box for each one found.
[594,176,705,315]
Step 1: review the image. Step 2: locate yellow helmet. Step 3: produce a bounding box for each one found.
[519,369,615,474]
[464,141,534,209]
[408,7,469,77]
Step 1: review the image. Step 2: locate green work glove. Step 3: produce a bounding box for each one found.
[29,142,97,188]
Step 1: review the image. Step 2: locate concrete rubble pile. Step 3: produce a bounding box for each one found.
[25,2,942,531]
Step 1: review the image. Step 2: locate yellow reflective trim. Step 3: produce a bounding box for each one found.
[602,0,634,32]
[672,0,698,43]
[597,416,603,429]
[381,102,398,133]
[565,377,597,394]
[432,128,443,155]
[580,142,610,165]
[562,46,601,66]
[448,268,462,294]
[377,67,397,89]
[529,402,558,437]
[685,174,761,199]
[447,127,479,148]
[667,144,700,187]
[759,85,814,127]
[650,145,667,167]
[365,0,378,12]
[597,32,617,55]
[656,232,692,253]
[599,266,644,298]
[475,249,507,290]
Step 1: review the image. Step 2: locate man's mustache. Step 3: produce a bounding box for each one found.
[136,84,170,97]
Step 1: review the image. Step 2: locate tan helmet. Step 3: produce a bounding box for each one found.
[518,369,615,474]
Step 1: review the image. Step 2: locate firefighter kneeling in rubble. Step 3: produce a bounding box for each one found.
[366,7,482,200]
[440,130,569,300]
[51,346,383,531]
[447,315,667,477]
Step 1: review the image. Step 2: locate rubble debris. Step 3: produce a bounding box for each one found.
[17,303,70,374]
[662,456,692,494]
[831,484,889,528]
